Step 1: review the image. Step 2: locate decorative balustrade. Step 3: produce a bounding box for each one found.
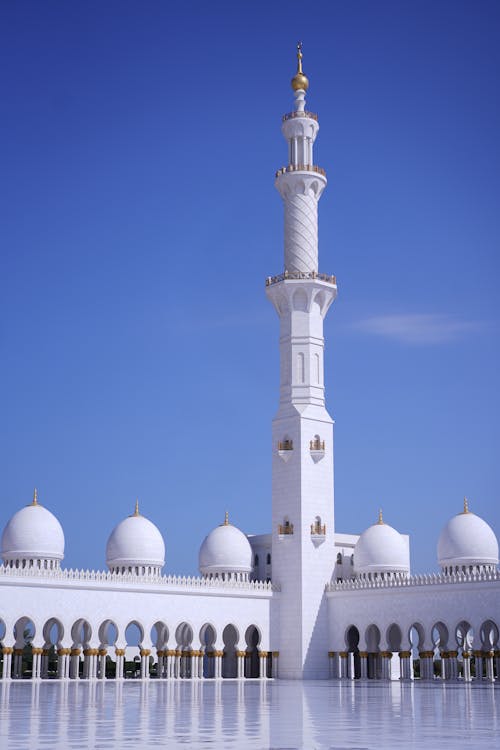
[326,568,500,592]
[278,523,294,536]
[278,439,293,451]
[282,110,318,122]
[0,564,278,591]
[311,523,326,536]
[310,438,325,451]
[275,164,326,178]
[266,271,336,287]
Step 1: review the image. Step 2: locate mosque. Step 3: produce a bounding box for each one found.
[1,47,498,685]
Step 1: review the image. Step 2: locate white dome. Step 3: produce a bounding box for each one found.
[437,501,498,571]
[199,515,252,579]
[106,505,165,573]
[354,513,409,577]
[1,493,65,565]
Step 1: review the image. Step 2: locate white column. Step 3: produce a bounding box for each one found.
[474,651,484,680]
[462,651,472,682]
[13,649,23,679]
[259,652,268,679]
[98,650,107,679]
[32,649,43,679]
[271,652,279,679]
[114,649,125,680]
[359,652,368,679]
[339,652,348,679]
[139,650,150,679]
[1,648,13,680]
[484,651,495,682]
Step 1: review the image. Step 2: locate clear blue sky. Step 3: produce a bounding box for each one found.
[1,0,499,575]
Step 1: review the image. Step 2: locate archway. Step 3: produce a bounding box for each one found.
[13,616,36,679]
[175,622,193,678]
[431,621,449,678]
[99,619,119,678]
[245,625,261,678]
[365,624,381,679]
[345,625,360,679]
[200,623,216,678]
[222,624,238,678]
[409,622,425,679]
[42,617,64,679]
[151,621,169,678]
[125,621,144,678]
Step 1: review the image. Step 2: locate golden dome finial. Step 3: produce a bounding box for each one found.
[134,498,140,517]
[31,487,38,506]
[291,41,309,92]
[224,510,229,526]
[463,496,469,514]
[377,508,384,525]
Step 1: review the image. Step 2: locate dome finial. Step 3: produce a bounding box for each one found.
[31,487,38,506]
[291,41,309,92]
[224,510,229,526]
[133,498,140,517]
[463,496,469,514]
[377,508,384,525]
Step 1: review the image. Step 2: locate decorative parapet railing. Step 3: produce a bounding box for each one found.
[311,524,326,536]
[278,524,294,536]
[310,439,325,451]
[326,569,500,593]
[266,271,337,287]
[275,164,326,178]
[282,110,318,122]
[0,564,279,591]
[278,439,293,451]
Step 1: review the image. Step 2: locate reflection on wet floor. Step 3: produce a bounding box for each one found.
[0,679,498,749]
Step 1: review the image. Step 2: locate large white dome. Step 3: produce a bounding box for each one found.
[354,512,409,578]
[199,514,252,580]
[437,500,498,572]
[106,503,165,574]
[1,490,65,567]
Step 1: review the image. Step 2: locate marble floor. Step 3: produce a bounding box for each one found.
[0,679,498,749]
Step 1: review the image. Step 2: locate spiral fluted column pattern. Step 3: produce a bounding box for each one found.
[284,192,318,273]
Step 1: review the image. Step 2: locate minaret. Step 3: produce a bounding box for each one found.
[267,44,337,679]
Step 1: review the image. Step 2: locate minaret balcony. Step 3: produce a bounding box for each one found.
[278,439,293,462]
[266,271,337,287]
[282,110,318,122]
[310,438,325,463]
[275,164,326,178]
[278,523,294,538]
[311,523,326,545]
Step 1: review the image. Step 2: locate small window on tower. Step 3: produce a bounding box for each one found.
[266,553,271,565]
[254,554,259,567]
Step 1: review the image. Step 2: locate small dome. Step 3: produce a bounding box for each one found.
[437,499,498,571]
[354,511,409,578]
[106,502,165,574]
[199,513,252,580]
[1,490,65,567]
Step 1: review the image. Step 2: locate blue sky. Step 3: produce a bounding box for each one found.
[1,0,499,575]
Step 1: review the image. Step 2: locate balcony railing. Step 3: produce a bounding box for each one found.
[275,164,326,178]
[282,110,318,122]
[311,523,326,536]
[310,439,325,451]
[278,523,294,536]
[266,271,337,287]
[278,440,293,451]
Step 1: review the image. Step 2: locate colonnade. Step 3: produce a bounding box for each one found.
[0,645,278,681]
[328,648,500,682]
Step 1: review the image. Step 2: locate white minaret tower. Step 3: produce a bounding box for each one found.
[267,44,337,679]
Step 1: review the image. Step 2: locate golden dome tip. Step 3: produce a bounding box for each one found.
[133,499,140,517]
[377,508,384,525]
[224,510,229,526]
[31,487,38,506]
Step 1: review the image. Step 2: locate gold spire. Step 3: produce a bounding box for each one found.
[133,499,140,517]
[224,510,229,526]
[31,487,38,506]
[291,41,309,92]
[462,496,470,514]
[377,508,384,525]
